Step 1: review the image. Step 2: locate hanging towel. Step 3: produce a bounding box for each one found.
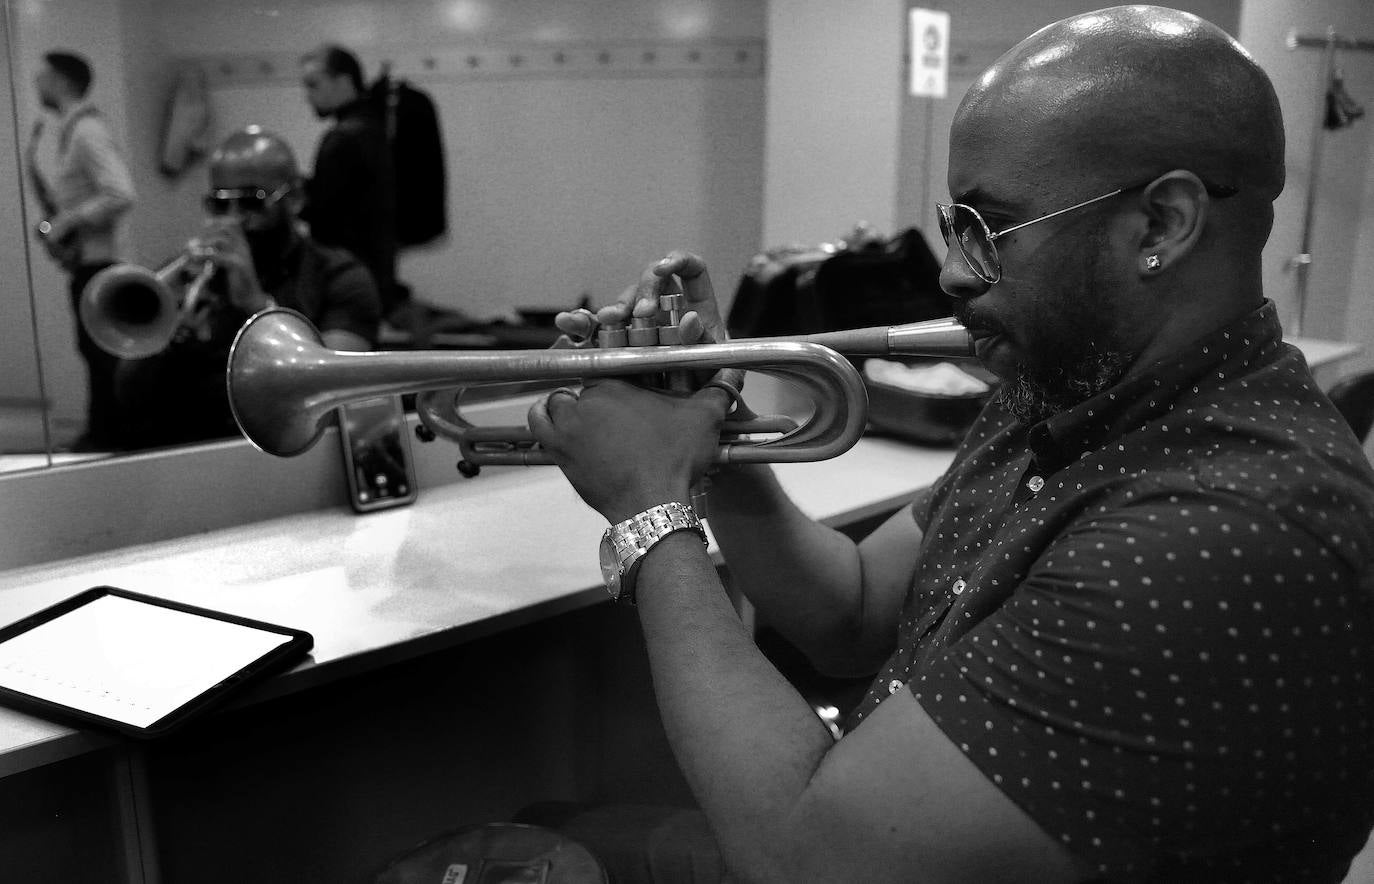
[158,64,213,178]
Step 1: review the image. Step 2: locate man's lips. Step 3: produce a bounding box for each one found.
[969,328,1006,360]
[965,326,1004,343]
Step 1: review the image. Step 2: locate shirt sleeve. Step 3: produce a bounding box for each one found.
[909,485,1374,880]
[316,258,382,346]
[908,485,935,530]
[64,116,135,228]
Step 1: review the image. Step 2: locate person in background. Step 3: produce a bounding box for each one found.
[116,126,380,449]
[526,6,1374,882]
[27,50,136,451]
[299,44,401,328]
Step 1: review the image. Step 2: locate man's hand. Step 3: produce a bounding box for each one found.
[531,251,746,521]
[36,218,80,270]
[186,218,269,314]
[527,379,732,524]
[552,250,728,347]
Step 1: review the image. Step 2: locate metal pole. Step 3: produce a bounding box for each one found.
[1290,27,1339,336]
[1288,31,1374,53]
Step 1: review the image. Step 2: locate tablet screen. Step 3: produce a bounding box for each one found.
[0,592,297,730]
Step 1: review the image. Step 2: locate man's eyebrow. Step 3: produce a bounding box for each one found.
[952,187,1020,211]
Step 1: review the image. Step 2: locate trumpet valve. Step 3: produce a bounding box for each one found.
[628,315,659,347]
[597,321,628,348]
[657,294,684,345]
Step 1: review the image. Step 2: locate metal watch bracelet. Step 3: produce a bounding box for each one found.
[600,501,707,604]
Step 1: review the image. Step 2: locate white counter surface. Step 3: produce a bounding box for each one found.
[0,436,956,775]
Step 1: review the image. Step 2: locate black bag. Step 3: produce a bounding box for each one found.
[727,226,948,339]
[371,74,448,248]
[727,226,992,447]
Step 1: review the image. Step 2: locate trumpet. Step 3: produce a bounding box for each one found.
[79,250,219,359]
[227,303,974,470]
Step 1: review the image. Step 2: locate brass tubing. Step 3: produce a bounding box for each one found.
[227,308,973,464]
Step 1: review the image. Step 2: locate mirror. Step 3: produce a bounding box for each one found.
[0,7,50,472]
[0,0,768,473]
[1,0,1362,479]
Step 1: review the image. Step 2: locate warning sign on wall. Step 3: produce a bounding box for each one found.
[909,8,951,98]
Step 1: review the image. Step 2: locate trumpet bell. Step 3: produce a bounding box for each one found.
[79,264,183,359]
[227,308,336,456]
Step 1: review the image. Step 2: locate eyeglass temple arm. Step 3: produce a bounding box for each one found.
[986,188,1125,242]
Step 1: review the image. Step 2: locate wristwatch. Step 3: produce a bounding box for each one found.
[598,501,707,604]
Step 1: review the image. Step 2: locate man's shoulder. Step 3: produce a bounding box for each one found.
[329,103,385,139]
[297,234,369,276]
[65,105,113,140]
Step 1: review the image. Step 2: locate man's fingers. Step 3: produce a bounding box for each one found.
[528,387,580,447]
[554,308,598,344]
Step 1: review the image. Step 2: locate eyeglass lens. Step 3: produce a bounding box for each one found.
[203,191,272,216]
[939,205,998,282]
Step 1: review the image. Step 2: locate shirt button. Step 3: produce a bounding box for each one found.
[952,578,967,595]
[888,679,904,695]
[1027,475,1045,492]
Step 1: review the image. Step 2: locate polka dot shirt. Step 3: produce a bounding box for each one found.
[847,301,1374,882]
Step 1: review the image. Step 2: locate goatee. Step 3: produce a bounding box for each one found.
[996,349,1129,424]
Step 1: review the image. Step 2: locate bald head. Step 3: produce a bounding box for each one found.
[957,6,1284,202]
[209,126,300,191]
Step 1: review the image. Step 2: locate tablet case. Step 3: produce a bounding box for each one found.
[0,586,313,738]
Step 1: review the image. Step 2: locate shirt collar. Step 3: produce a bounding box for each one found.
[1025,299,1285,470]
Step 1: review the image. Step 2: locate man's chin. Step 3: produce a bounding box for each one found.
[996,352,1131,425]
[995,377,1065,425]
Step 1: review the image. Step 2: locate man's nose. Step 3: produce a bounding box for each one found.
[938,243,992,300]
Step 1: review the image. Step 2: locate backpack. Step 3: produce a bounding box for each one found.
[370,72,448,248]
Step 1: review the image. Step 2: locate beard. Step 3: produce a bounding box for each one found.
[244,219,294,276]
[994,349,1130,424]
[959,230,1136,425]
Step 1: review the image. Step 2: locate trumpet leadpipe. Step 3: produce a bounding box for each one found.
[774,317,974,358]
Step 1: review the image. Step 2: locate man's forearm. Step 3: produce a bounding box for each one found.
[634,532,837,880]
[705,464,868,665]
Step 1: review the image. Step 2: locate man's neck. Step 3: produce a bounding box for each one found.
[332,95,368,119]
[55,96,84,117]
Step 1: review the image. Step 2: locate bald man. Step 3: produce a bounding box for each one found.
[116,126,380,449]
[525,7,1374,882]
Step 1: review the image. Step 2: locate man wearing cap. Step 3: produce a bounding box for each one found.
[116,126,380,448]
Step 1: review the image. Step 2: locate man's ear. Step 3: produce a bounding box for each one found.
[1135,171,1208,278]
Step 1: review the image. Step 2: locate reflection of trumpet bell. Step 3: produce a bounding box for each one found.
[227,307,973,468]
[79,255,216,359]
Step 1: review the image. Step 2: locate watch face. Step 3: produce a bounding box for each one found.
[598,534,622,598]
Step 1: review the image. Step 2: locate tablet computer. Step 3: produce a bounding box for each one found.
[0,586,313,738]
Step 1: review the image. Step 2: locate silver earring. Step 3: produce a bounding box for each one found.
[1145,254,1161,271]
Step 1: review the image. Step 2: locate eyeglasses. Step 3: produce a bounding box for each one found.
[937,178,1239,284]
[203,184,290,217]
